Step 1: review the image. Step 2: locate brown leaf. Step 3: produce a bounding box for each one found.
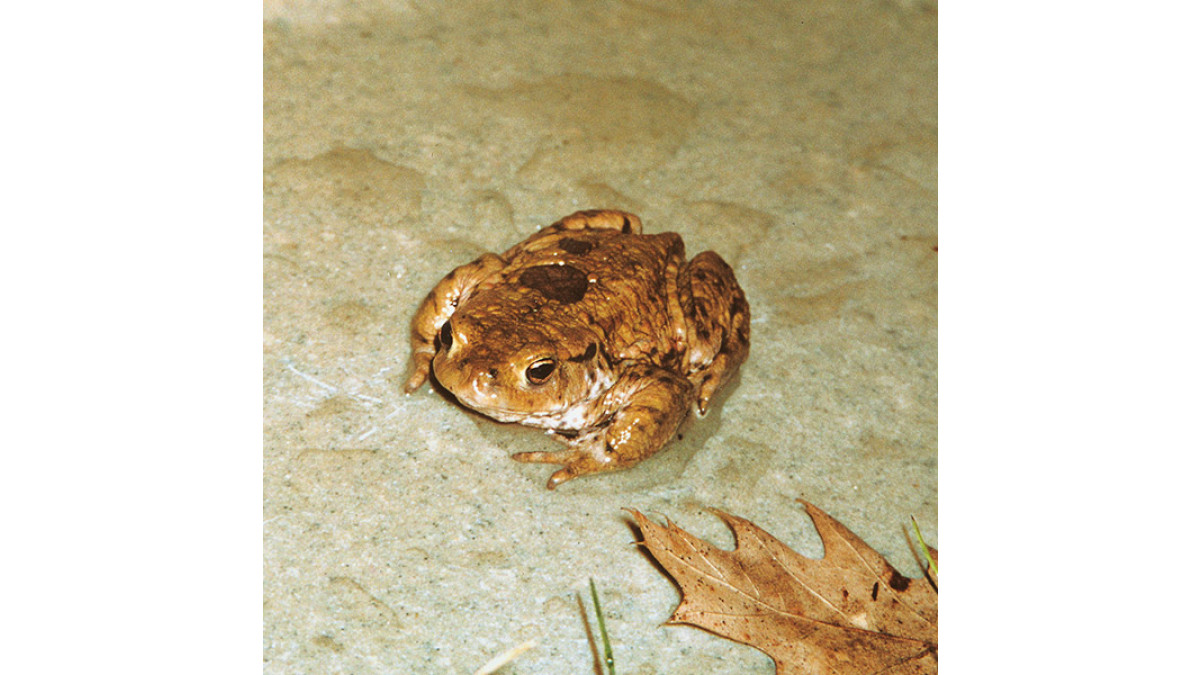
[630,501,937,674]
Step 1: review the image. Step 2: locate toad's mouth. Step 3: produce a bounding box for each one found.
[454,395,568,424]
[437,380,554,422]
[457,398,528,423]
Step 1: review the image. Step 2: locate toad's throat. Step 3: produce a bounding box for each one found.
[451,391,598,430]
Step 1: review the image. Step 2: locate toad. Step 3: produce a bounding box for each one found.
[404,209,749,489]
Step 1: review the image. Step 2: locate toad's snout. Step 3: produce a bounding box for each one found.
[433,357,503,408]
[465,367,503,403]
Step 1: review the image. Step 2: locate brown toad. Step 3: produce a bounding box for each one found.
[404,209,749,489]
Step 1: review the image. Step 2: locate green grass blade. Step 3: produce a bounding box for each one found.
[589,578,615,675]
[910,516,938,577]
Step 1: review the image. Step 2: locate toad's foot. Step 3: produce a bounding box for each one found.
[511,447,618,490]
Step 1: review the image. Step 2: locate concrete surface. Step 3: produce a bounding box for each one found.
[264,1,937,672]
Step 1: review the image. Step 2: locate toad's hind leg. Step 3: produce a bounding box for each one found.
[542,209,643,235]
[680,251,750,414]
[501,210,644,258]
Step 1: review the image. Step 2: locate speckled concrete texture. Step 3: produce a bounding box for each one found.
[264,1,936,672]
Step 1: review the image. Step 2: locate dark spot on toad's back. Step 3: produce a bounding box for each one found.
[518,264,589,303]
[871,581,880,601]
[558,238,594,256]
[568,342,598,363]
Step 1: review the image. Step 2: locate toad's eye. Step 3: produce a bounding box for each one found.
[438,321,453,350]
[525,359,556,384]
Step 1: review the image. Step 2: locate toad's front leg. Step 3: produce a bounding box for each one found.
[512,364,694,489]
[403,253,504,393]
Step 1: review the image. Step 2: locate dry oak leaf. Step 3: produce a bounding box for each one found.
[630,501,937,674]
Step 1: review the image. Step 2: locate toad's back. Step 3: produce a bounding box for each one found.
[467,227,689,368]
